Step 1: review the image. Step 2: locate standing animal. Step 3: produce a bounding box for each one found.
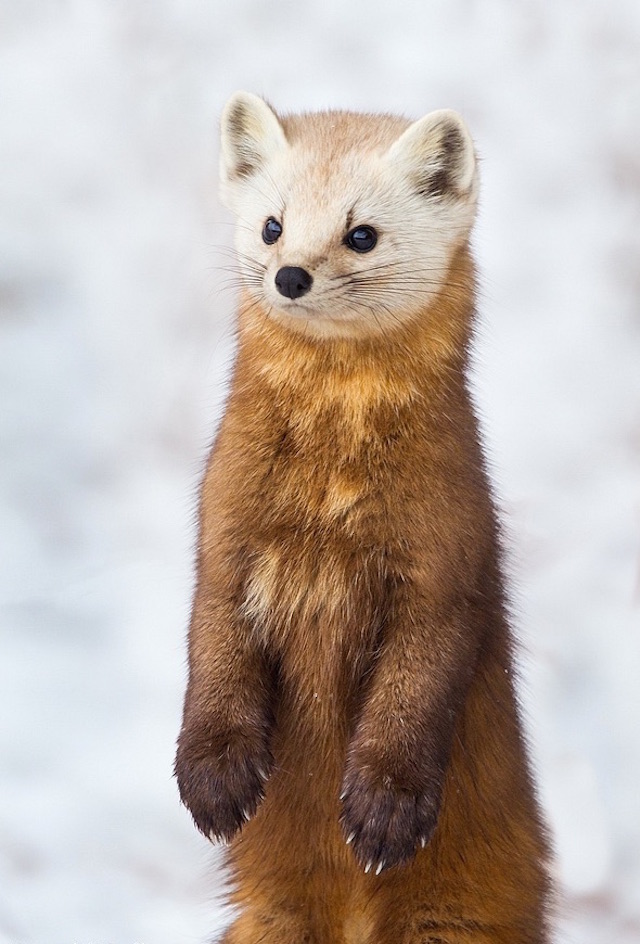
[175,91,552,944]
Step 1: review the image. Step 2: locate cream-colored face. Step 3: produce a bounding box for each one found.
[220,92,479,340]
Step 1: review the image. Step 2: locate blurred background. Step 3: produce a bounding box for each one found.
[1,1,639,941]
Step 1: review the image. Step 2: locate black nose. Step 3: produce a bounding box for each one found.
[275,266,313,300]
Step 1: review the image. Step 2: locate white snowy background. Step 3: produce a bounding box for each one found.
[1,1,638,942]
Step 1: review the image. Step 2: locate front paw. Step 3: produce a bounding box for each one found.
[175,726,271,842]
[339,766,441,874]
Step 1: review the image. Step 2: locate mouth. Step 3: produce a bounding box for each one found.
[252,286,371,334]
[270,296,318,318]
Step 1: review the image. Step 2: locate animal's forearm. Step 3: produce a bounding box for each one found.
[340,592,481,872]
[175,588,276,840]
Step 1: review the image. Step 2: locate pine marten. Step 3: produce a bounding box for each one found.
[175,92,552,944]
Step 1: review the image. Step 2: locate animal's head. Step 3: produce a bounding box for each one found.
[220,92,478,340]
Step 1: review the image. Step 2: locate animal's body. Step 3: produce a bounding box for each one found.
[175,93,552,944]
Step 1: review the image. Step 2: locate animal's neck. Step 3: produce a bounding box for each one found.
[233,246,476,428]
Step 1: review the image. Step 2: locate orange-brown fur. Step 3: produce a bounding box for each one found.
[176,108,551,944]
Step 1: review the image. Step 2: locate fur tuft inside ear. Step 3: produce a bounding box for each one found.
[220,91,288,187]
[386,110,477,199]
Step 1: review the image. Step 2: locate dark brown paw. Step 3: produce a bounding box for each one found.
[339,768,441,874]
[175,727,272,842]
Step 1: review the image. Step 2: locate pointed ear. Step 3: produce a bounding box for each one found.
[220,91,288,187]
[386,109,477,199]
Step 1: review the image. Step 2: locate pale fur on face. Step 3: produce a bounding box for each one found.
[219,92,478,340]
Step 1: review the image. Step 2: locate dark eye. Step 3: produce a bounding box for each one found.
[262,217,283,245]
[345,225,378,253]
